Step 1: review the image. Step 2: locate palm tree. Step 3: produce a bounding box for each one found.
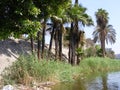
[67,4,93,65]
[93,24,116,57]
[93,8,116,57]
[47,0,71,60]
[48,9,69,60]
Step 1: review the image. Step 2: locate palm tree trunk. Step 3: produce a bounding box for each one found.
[77,31,81,65]
[75,18,80,65]
[48,24,55,57]
[101,39,106,57]
[69,22,73,64]
[75,0,78,4]
[72,38,76,65]
[75,0,80,65]
[69,22,76,65]
[41,20,46,58]
[100,31,106,57]
[55,29,59,60]
[58,23,63,61]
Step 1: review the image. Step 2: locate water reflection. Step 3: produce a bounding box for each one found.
[51,80,86,90]
[107,72,120,90]
[52,72,120,90]
[102,74,108,90]
[86,74,108,90]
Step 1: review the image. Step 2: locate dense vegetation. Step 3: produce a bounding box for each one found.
[2,55,120,85]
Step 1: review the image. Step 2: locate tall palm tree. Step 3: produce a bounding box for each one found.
[93,24,116,57]
[93,8,116,57]
[67,4,93,65]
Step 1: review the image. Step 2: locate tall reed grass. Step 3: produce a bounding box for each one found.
[2,56,120,85]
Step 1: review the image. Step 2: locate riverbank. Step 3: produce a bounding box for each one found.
[1,55,120,89]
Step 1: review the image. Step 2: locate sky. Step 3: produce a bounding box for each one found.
[74,0,120,54]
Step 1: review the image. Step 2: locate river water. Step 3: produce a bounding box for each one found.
[51,72,120,90]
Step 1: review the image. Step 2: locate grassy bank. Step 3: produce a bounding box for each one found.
[2,55,120,85]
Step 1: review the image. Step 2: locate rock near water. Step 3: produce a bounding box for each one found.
[2,85,14,90]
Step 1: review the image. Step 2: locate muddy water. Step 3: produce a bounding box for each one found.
[51,72,120,90]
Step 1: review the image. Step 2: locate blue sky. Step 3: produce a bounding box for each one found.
[75,0,120,54]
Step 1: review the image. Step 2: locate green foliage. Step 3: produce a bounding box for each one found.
[96,48,103,57]
[2,56,120,85]
[67,5,93,26]
[85,46,96,57]
[81,57,120,73]
[84,44,115,59]
[76,48,84,60]
[0,0,41,39]
[28,5,41,16]
[95,8,109,26]
[106,49,115,59]
[76,48,84,55]
[20,20,41,37]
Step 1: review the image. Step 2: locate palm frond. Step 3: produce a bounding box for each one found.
[67,4,93,26]
[93,24,116,45]
[105,25,116,44]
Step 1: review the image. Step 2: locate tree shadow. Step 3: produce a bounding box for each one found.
[0,39,35,58]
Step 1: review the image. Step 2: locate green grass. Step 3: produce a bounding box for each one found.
[2,56,120,85]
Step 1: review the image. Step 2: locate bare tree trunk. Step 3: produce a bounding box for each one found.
[30,34,34,54]
[37,31,41,60]
[68,40,71,63]
[41,20,46,58]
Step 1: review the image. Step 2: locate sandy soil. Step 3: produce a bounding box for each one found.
[0,39,32,75]
[0,39,69,76]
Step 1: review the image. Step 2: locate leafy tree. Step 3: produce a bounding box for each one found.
[93,8,116,57]
[0,0,41,54]
[0,0,41,37]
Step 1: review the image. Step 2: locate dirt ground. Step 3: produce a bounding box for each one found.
[0,38,69,76]
[0,39,32,75]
